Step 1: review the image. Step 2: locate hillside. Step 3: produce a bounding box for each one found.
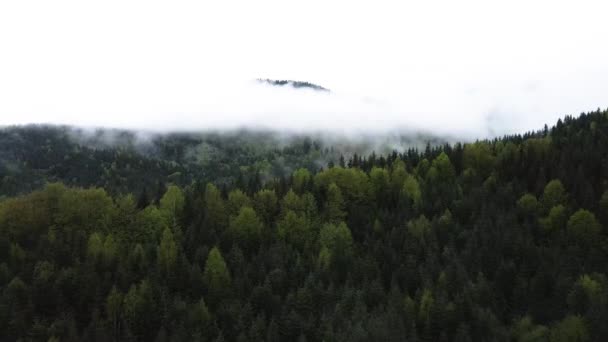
[0,109,607,341]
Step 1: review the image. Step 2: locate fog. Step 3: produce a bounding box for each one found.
[1,0,607,139]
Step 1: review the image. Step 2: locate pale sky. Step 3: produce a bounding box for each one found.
[0,0,607,137]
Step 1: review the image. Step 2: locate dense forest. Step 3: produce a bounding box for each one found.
[1,109,608,341]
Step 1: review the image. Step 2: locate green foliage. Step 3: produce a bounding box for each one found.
[1,111,608,340]
[390,160,408,189]
[370,166,390,198]
[429,152,456,183]
[463,142,495,178]
[567,209,601,244]
[540,205,567,232]
[372,218,383,235]
[407,215,431,240]
[319,222,353,270]
[157,227,178,277]
[314,167,371,204]
[87,232,104,262]
[418,288,434,324]
[228,206,263,250]
[277,210,312,251]
[549,315,589,342]
[187,298,211,333]
[106,286,123,339]
[204,183,227,231]
[517,193,539,216]
[281,189,305,215]
[203,247,231,303]
[253,189,278,225]
[323,183,346,223]
[123,279,159,340]
[402,174,422,210]
[132,205,168,244]
[55,186,116,233]
[407,215,431,239]
[159,185,185,225]
[542,180,567,211]
[292,168,312,194]
[511,316,549,342]
[567,274,603,314]
[227,189,252,216]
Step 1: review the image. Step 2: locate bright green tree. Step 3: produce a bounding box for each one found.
[510,316,549,342]
[187,298,211,336]
[204,183,227,231]
[324,183,346,223]
[542,180,567,211]
[567,209,601,244]
[540,205,567,232]
[281,189,305,216]
[370,167,390,200]
[253,189,278,226]
[319,222,354,270]
[228,207,263,250]
[157,227,178,277]
[463,142,495,178]
[549,315,589,342]
[132,205,167,244]
[227,189,251,216]
[203,247,231,304]
[567,274,603,314]
[390,160,408,190]
[123,280,158,340]
[106,286,123,341]
[292,168,312,194]
[159,185,185,226]
[517,194,539,216]
[407,215,431,240]
[87,232,104,263]
[277,210,312,251]
[402,175,422,211]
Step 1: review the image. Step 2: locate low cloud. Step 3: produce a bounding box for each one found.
[1,1,607,139]
[2,76,606,141]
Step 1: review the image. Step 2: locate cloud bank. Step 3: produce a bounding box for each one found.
[2,77,606,139]
[1,0,607,139]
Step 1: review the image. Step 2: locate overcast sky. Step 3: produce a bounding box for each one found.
[0,0,607,137]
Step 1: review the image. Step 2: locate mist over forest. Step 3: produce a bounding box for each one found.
[2,0,608,341]
[2,109,608,341]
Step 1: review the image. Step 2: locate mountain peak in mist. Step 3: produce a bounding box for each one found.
[256,78,330,92]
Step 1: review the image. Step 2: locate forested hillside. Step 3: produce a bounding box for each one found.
[1,109,608,341]
[0,126,446,198]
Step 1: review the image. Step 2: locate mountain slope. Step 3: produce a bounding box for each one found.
[0,109,607,341]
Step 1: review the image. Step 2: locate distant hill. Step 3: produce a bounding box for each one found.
[0,124,447,196]
[256,78,330,92]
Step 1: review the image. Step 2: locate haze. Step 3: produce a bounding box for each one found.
[1,0,607,137]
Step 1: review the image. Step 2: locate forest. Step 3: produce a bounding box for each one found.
[0,109,607,341]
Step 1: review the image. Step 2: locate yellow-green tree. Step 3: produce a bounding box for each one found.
[323,183,346,223]
[228,207,263,250]
[204,183,227,232]
[157,227,178,277]
[159,185,185,226]
[277,210,312,251]
[567,209,601,245]
[203,247,231,305]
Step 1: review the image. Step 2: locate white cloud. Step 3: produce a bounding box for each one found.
[0,0,607,137]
